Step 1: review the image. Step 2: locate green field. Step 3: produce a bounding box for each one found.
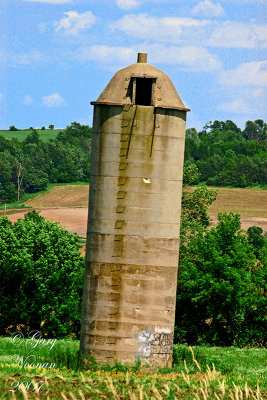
[0,337,266,399]
[0,129,63,142]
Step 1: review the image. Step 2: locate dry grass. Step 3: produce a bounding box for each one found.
[6,185,267,234]
[1,354,266,400]
[207,187,267,218]
[24,185,266,217]
[24,186,89,208]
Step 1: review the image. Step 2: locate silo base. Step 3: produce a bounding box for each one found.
[80,258,177,368]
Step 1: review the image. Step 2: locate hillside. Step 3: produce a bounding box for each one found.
[4,185,267,239]
[0,129,62,142]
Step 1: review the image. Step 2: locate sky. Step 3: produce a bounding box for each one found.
[0,0,266,131]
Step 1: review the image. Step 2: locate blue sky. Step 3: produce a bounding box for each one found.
[0,0,266,130]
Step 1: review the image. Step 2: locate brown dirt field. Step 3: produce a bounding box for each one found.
[25,185,266,218]
[210,215,267,232]
[207,187,267,218]
[7,208,267,236]
[24,185,89,208]
[7,208,88,238]
[4,185,267,235]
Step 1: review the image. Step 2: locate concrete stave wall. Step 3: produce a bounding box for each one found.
[81,103,185,366]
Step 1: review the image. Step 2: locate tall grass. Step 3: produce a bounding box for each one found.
[0,337,266,399]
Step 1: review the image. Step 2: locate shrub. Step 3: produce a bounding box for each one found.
[9,125,18,131]
[23,169,49,193]
[176,213,266,346]
[183,162,200,185]
[247,226,267,260]
[0,211,84,338]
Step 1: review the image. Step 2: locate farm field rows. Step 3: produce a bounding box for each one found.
[4,185,267,238]
[207,187,267,218]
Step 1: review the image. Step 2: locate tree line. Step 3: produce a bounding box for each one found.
[0,122,92,202]
[0,119,266,204]
[184,119,267,187]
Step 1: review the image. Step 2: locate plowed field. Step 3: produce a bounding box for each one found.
[3,185,267,235]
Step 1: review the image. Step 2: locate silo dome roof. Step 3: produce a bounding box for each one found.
[91,53,190,111]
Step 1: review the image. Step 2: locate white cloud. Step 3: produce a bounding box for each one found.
[111,14,267,48]
[192,0,225,17]
[78,44,221,72]
[111,14,210,42]
[79,45,136,64]
[251,88,265,97]
[41,93,66,107]
[7,50,48,66]
[55,11,96,35]
[222,0,266,3]
[0,93,3,102]
[116,0,140,9]
[24,0,71,3]
[215,83,266,124]
[24,95,33,105]
[145,44,221,71]
[218,60,267,87]
[217,98,250,114]
[207,21,267,48]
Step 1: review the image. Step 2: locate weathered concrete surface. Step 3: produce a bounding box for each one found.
[92,64,189,111]
[80,54,188,367]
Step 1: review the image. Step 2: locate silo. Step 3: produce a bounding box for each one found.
[80,53,190,367]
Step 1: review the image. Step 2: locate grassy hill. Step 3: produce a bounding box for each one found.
[0,129,63,142]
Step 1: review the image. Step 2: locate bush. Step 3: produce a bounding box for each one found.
[247,226,267,260]
[0,182,17,202]
[9,125,18,131]
[23,169,49,193]
[176,213,266,346]
[0,211,84,338]
[183,162,200,185]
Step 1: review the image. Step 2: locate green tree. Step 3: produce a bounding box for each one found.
[49,124,55,130]
[247,226,267,261]
[183,162,200,185]
[23,168,49,193]
[0,211,84,338]
[9,125,18,131]
[243,120,267,143]
[176,213,266,346]
[0,152,21,202]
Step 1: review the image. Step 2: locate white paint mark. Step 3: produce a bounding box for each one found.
[136,330,154,358]
[143,177,151,184]
[155,326,171,334]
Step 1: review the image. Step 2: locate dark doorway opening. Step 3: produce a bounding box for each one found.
[135,78,153,106]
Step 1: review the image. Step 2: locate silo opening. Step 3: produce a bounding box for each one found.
[135,78,154,106]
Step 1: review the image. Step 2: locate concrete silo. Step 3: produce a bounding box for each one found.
[80,53,189,367]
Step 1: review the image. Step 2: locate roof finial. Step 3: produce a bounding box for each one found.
[137,53,147,63]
